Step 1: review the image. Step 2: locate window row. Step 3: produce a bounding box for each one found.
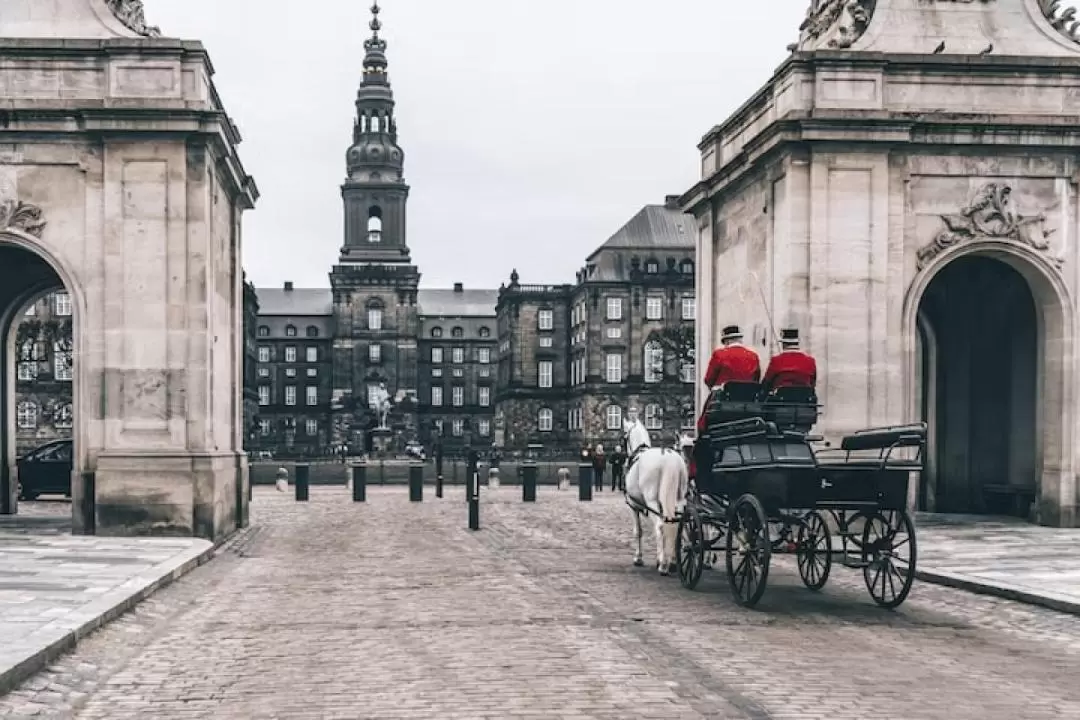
[17,343,73,382]
[569,349,695,386]
[431,367,491,379]
[430,346,491,364]
[258,324,321,338]
[16,401,73,429]
[259,418,321,437]
[430,326,491,339]
[433,418,491,437]
[258,345,323,364]
[258,386,321,406]
[429,386,492,407]
[534,404,664,432]
[259,367,318,379]
[603,296,695,322]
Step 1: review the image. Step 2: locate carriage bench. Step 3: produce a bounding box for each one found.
[981,483,1037,519]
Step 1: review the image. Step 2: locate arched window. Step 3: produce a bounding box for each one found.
[285,325,297,337]
[368,206,383,243]
[430,326,443,338]
[368,307,383,331]
[645,258,660,274]
[680,259,694,274]
[17,401,37,429]
[538,408,553,432]
[257,325,270,337]
[644,340,664,383]
[55,403,73,429]
[451,327,464,338]
[478,326,491,338]
[306,325,319,338]
[644,403,663,430]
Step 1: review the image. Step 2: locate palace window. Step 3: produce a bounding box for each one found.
[605,353,622,383]
[285,325,297,337]
[306,326,319,338]
[285,368,296,378]
[646,297,663,321]
[369,343,382,363]
[644,341,664,383]
[307,367,318,377]
[538,408,553,432]
[606,405,622,430]
[368,308,383,331]
[306,419,318,436]
[538,309,553,331]
[539,337,553,348]
[367,206,383,243]
[452,327,464,338]
[644,404,663,430]
[538,361,553,388]
[680,259,694,274]
[259,368,270,378]
[478,347,490,364]
[258,386,270,405]
[18,360,37,382]
[452,386,464,407]
[681,297,696,320]
[258,346,270,363]
[306,346,318,363]
[431,327,443,338]
[431,386,443,406]
[606,297,622,320]
[53,292,72,317]
[606,327,622,340]
[17,401,37,429]
[645,259,659,274]
[259,419,271,436]
[478,387,491,407]
[452,419,464,436]
[55,403,73,429]
[680,352,696,384]
[431,347,443,364]
[257,326,270,337]
[452,347,464,364]
[478,326,491,338]
[285,346,297,363]
[285,386,297,406]
[54,342,73,381]
[306,386,318,406]
[478,419,490,436]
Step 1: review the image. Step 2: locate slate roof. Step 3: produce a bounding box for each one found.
[587,204,695,259]
[256,288,333,316]
[417,288,498,317]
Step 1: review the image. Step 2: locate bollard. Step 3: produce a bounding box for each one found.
[578,463,593,502]
[295,464,310,502]
[435,448,444,498]
[522,461,537,502]
[409,463,424,502]
[468,469,480,530]
[352,464,366,502]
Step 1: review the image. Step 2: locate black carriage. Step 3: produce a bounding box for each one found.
[679,382,924,609]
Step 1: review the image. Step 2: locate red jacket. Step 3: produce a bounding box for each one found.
[703,344,761,388]
[763,350,817,391]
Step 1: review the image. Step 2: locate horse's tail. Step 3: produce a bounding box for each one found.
[659,450,688,522]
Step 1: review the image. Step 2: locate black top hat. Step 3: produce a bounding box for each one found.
[780,328,800,345]
[721,325,743,342]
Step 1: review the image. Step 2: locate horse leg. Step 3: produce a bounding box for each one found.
[654,514,669,574]
[632,510,644,567]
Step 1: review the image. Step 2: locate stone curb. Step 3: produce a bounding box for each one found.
[0,525,255,696]
[914,568,1080,616]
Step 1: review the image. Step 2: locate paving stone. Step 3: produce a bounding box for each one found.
[0,488,1079,719]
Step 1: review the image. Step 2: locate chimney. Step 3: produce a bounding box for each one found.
[453,282,463,292]
[284,281,293,292]
[664,194,681,210]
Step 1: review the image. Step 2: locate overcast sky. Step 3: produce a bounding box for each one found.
[148,0,810,289]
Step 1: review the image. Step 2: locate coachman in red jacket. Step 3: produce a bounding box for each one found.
[762,328,816,393]
[696,325,761,432]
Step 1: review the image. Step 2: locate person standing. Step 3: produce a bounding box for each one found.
[609,444,626,491]
[592,443,607,491]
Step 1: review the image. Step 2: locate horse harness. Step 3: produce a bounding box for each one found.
[621,431,681,523]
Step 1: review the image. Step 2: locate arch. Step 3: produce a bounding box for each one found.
[367,205,383,243]
[284,324,297,337]
[430,326,443,338]
[477,326,491,338]
[257,324,270,337]
[902,241,1075,524]
[451,326,464,338]
[0,230,87,525]
[305,325,319,338]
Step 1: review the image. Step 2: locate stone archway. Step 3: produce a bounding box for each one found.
[0,234,90,530]
[904,244,1075,525]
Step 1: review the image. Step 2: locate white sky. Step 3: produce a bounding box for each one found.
[147,0,811,289]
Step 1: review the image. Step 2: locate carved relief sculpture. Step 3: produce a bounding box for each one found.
[1038,0,1080,44]
[104,0,162,37]
[0,200,47,238]
[916,183,1063,269]
[795,0,877,51]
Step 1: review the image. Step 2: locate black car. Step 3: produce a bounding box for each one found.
[17,439,73,500]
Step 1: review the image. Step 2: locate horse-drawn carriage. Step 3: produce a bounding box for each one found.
[679,382,924,609]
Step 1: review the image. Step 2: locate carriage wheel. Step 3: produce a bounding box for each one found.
[725,494,771,608]
[861,510,917,609]
[796,510,832,591]
[676,507,705,590]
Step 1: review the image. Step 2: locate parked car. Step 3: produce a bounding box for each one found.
[17,439,73,500]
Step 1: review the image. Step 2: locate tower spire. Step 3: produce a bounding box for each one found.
[365,2,386,55]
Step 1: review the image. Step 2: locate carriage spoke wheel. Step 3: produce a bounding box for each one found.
[676,508,705,590]
[861,510,917,609]
[725,494,771,608]
[796,510,832,591]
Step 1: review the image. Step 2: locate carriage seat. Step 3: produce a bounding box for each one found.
[762,385,819,432]
[704,381,766,432]
[815,423,926,469]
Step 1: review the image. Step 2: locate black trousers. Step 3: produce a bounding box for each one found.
[611,467,624,491]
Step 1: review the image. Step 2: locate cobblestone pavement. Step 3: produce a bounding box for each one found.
[1,487,1079,720]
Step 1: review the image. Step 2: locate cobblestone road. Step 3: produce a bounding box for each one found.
[1,486,1079,719]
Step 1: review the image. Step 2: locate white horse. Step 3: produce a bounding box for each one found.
[622,418,690,574]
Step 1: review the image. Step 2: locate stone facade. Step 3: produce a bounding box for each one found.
[683,0,1080,527]
[242,277,259,452]
[0,0,258,539]
[495,200,697,453]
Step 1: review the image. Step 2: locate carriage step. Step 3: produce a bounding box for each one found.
[841,559,871,569]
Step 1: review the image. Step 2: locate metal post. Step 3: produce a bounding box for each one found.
[467,449,479,529]
[81,471,96,535]
[435,443,444,498]
[522,461,537,502]
[352,464,366,502]
[578,463,593,502]
[295,464,310,502]
[409,463,423,502]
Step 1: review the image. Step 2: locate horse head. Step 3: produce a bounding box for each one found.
[622,416,652,456]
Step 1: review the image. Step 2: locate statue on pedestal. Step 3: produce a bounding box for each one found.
[369,382,392,429]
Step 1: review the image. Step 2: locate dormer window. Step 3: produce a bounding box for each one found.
[368,206,383,243]
[645,259,659,274]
